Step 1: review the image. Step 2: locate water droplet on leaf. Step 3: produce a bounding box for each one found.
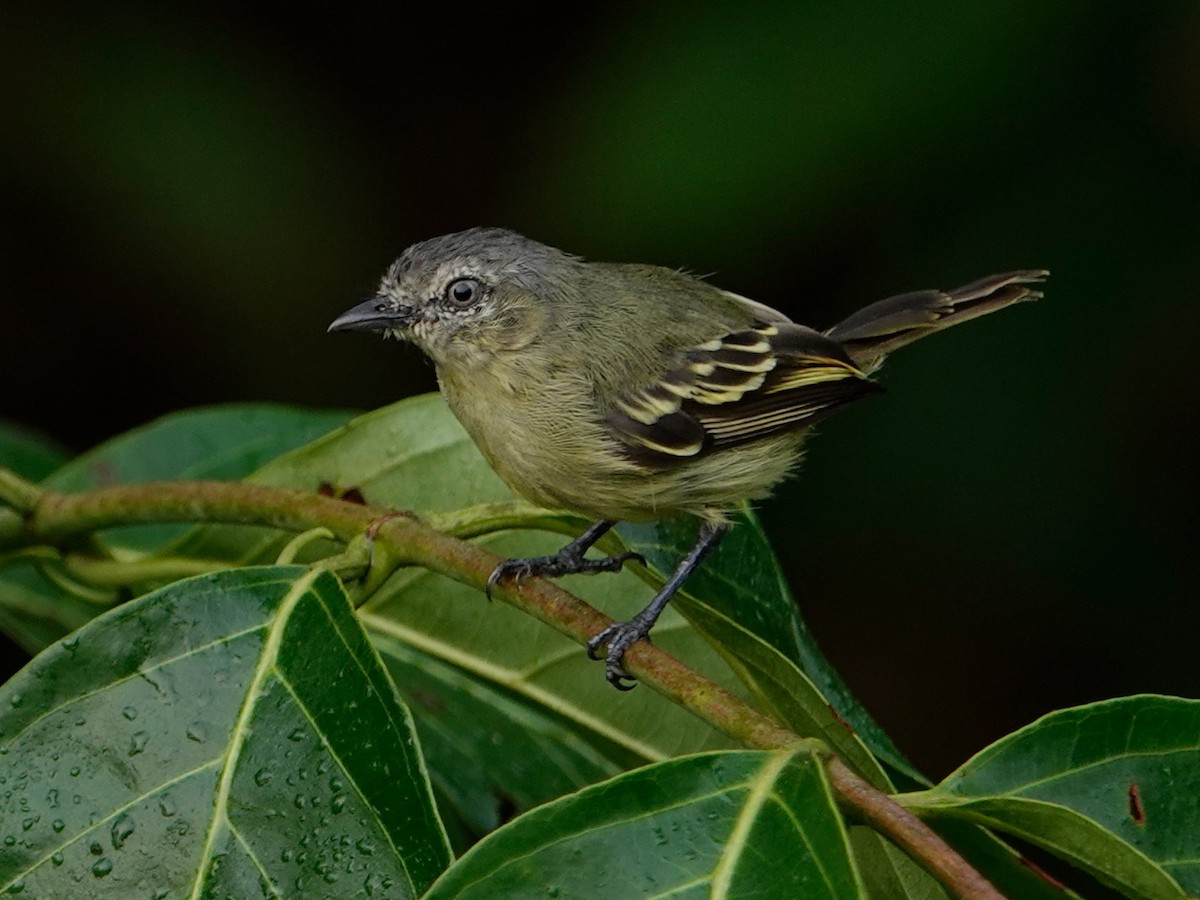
[111,813,135,849]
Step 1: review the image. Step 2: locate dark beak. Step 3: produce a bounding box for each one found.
[327,297,416,333]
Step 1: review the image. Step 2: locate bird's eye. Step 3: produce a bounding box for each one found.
[446,277,482,306]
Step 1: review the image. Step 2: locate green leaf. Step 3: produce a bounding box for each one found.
[620,513,924,787]
[44,403,355,553]
[163,394,517,567]
[931,821,1084,899]
[0,566,451,898]
[45,404,354,490]
[424,750,865,899]
[849,829,948,900]
[0,405,356,655]
[677,594,892,789]
[0,563,97,655]
[0,419,69,482]
[361,530,744,766]
[910,695,1199,898]
[250,394,512,508]
[373,635,622,841]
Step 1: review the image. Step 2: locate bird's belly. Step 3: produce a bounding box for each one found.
[440,371,806,522]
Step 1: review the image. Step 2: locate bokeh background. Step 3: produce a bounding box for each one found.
[2,3,1198,779]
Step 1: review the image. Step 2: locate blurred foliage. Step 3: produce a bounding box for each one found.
[2,2,1197,777]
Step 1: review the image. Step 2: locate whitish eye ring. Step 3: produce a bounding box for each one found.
[445,277,483,306]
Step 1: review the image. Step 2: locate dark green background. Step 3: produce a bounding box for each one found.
[3,4,1197,778]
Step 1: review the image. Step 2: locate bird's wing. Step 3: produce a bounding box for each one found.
[607,322,880,467]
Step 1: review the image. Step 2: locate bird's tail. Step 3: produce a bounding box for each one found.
[826,270,1048,372]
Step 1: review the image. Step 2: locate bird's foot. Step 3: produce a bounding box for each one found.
[586,616,655,691]
[485,548,645,600]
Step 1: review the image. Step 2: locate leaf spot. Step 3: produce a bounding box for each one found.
[1128,782,1145,824]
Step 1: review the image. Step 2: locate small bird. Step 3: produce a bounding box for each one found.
[330,227,1045,688]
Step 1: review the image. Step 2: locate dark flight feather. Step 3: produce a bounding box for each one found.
[827,270,1047,369]
[608,323,879,467]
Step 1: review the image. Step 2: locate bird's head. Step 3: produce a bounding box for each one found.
[328,227,579,368]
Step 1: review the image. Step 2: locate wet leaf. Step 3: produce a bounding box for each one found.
[0,566,450,898]
[425,750,864,899]
[375,636,622,843]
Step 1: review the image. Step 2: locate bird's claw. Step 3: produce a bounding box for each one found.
[485,557,555,600]
[485,550,645,600]
[587,619,652,690]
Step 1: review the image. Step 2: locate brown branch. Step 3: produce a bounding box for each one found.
[826,757,1004,899]
[0,473,1003,899]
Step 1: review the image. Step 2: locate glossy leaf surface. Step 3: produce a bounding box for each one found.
[361,530,743,765]
[916,695,1199,898]
[374,635,622,840]
[0,406,356,655]
[0,563,97,657]
[622,515,923,787]
[425,750,864,899]
[44,403,354,553]
[0,566,450,898]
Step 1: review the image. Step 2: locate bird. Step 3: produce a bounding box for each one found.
[329,227,1045,688]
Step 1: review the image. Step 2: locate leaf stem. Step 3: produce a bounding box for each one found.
[0,469,1001,899]
[0,467,42,514]
[61,554,232,587]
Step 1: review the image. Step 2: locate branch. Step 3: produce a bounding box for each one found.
[826,758,1003,898]
[0,471,1002,899]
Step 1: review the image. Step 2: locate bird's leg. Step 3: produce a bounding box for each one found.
[485,520,645,599]
[587,520,729,690]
